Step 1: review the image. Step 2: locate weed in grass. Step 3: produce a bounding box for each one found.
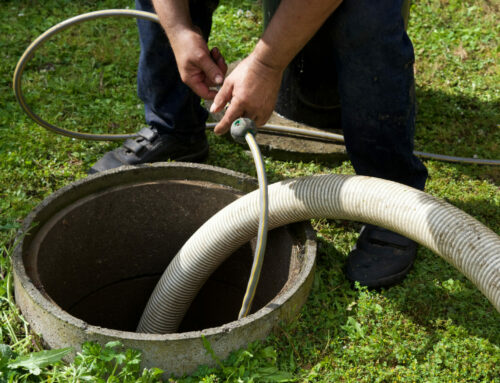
[186,339,294,383]
[2,346,72,377]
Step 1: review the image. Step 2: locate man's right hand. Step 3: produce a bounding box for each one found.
[169,28,227,100]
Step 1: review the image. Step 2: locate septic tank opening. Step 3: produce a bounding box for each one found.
[25,179,297,333]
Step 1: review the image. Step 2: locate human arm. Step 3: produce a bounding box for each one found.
[211,0,343,134]
[152,0,227,99]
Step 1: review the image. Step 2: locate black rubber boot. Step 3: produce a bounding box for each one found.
[88,127,209,174]
[344,224,417,288]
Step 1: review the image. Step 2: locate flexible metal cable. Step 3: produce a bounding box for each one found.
[13,9,159,141]
[207,123,500,166]
[230,118,269,319]
[13,8,499,165]
[238,132,269,319]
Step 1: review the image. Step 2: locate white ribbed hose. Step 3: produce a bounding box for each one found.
[137,175,500,334]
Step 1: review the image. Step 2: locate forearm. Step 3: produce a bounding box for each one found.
[152,0,192,41]
[253,0,342,71]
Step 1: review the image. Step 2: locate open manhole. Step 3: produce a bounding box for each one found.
[13,163,317,375]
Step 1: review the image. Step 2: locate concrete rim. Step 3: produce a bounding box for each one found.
[13,162,317,342]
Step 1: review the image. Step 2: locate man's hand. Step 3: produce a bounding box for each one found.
[208,0,342,135]
[169,28,227,100]
[210,54,283,135]
[152,0,227,99]
[153,0,341,134]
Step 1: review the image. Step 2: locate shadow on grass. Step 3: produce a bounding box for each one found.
[415,86,499,183]
[384,248,500,347]
[382,194,500,347]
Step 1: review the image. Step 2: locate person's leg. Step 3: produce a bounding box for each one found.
[329,0,427,190]
[328,0,428,286]
[90,0,219,173]
[136,0,218,140]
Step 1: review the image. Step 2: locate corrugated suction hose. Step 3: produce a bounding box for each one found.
[137,174,500,334]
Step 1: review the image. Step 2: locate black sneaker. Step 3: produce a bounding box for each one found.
[88,127,209,174]
[344,224,417,288]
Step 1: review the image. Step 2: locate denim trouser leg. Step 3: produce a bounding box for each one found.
[329,0,428,190]
[135,0,218,140]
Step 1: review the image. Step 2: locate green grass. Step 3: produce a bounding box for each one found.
[1,0,499,381]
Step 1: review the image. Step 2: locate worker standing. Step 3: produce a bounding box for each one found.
[90,0,428,288]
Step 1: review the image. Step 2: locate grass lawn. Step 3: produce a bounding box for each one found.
[1,0,499,381]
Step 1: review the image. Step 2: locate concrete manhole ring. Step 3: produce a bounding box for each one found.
[13,162,317,375]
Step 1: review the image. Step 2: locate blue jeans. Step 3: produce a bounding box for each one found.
[135,0,218,141]
[135,0,428,190]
